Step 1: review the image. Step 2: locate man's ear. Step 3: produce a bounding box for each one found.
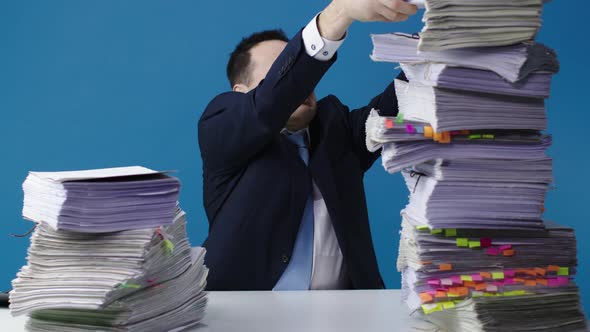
[233,83,250,93]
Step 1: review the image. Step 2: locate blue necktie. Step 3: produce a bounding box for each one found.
[273,132,315,290]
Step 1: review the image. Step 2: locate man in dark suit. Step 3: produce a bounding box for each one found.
[198,0,417,290]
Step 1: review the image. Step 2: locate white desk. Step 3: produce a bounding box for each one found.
[0,290,430,332]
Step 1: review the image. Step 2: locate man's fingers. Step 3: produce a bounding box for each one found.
[380,0,418,16]
[378,6,409,22]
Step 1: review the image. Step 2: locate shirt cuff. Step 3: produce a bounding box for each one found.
[302,13,346,62]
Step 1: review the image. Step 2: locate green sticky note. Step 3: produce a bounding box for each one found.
[119,282,140,289]
[492,271,505,280]
[430,229,443,235]
[396,113,405,124]
[445,229,457,237]
[442,301,455,309]
[469,240,481,249]
[416,225,429,231]
[469,134,482,140]
[482,134,495,139]
[447,293,460,298]
[456,238,469,247]
[558,267,569,276]
[163,239,175,255]
[461,275,472,282]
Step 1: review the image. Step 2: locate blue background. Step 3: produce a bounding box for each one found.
[1,0,588,312]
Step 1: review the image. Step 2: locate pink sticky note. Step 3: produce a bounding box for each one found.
[441,278,453,286]
[547,278,560,287]
[558,277,569,286]
[499,244,512,251]
[428,279,440,286]
[427,290,437,295]
[450,276,462,284]
[486,284,498,292]
[486,247,500,256]
[385,119,394,129]
[480,238,492,248]
[471,274,483,282]
[505,278,515,285]
[494,281,505,287]
[405,124,416,133]
[504,269,516,278]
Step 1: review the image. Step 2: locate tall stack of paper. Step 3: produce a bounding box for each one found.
[367,11,587,331]
[10,167,208,332]
[404,0,546,51]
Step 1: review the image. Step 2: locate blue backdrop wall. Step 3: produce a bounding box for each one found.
[1,0,588,311]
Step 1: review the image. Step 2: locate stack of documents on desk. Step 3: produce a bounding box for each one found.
[397,220,586,331]
[11,167,208,332]
[414,0,545,51]
[368,12,587,331]
[22,166,181,233]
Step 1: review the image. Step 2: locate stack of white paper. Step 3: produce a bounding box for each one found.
[415,0,545,51]
[22,166,181,233]
[10,167,208,332]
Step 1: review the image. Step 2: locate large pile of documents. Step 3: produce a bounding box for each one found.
[367,6,587,332]
[10,167,208,332]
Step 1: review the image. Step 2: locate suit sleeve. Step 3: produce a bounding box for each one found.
[198,30,337,173]
[343,71,407,172]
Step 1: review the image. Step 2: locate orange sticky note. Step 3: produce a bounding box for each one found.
[547,265,560,272]
[503,249,515,257]
[525,280,537,287]
[537,278,548,286]
[475,283,487,291]
[514,278,526,284]
[480,272,492,279]
[524,269,536,277]
[435,291,447,298]
[421,261,433,266]
[464,281,476,288]
[439,264,453,271]
[534,268,546,276]
[439,131,451,144]
[420,292,434,303]
[424,126,434,138]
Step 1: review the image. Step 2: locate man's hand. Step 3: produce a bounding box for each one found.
[318,0,418,40]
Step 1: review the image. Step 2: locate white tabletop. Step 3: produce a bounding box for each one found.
[1,290,431,332]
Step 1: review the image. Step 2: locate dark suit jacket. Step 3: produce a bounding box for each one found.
[198,30,400,290]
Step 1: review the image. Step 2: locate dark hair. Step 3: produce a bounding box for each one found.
[227,29,289,87]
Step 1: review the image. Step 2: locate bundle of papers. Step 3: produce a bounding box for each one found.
[370,33,559,83]
[416,0,545,51]
[397,219,587,331]
[400,63,553,98]
[394,79,547,132]
[22,166,181,233]
[11,167,209,331]
[400,165,549,230]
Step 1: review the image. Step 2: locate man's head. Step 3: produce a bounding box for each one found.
[227,30,317,131]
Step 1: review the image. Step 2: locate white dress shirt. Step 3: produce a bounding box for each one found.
[286,15,347,290]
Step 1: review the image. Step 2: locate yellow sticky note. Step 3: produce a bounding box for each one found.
[442,301,456,309]
[461,275,473,282]
[558,267,569,276]
[431,229,443,235]
[445,229,457,237]
[492,271,505,280]
[456,238,469,247]
[469,241,481,249]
